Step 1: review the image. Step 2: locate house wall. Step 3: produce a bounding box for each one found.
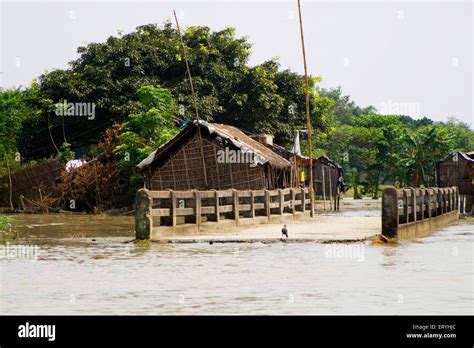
[437,155,473,195]
[437,153,474,214]
[148,131,265,191]
[313,162,340,197]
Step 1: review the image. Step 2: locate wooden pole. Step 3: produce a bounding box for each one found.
[322,165,326,211]
[5,154,13,211]
[328,167,333,210]
[212,143,221,189]
[297,0,314,217]
[293,130,298,188]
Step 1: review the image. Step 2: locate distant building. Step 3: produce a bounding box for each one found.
[254,137,344,200]
[437,151,474,214]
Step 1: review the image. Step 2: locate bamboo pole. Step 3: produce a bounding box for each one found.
[328,167,333,210]
[293,130,298,188]
[173,10,199,120]
[173,10,208,189]
[297,0,314,217]
[5,155,13,211]
[322,165,326,211]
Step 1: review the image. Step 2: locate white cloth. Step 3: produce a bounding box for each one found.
[65,159,86,172]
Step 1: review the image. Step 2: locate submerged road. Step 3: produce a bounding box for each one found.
[160,211,381,243]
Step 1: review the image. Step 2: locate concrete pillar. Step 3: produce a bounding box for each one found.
[193,190,201,230]
[382,187,399,237]
[410,188,417,222]
[250,190,255,218]
[291,188,296,215]
[437,189,443,215]
[465,195,473,215]
[265,189,271,221]
[403,189,409,223]
[420,189,425,220]
[301,188,306,213]
[135,188,152,240]
[233,189,239,226]
[425,189,431,219]
[171,190,177,227]
[278,189,284,215]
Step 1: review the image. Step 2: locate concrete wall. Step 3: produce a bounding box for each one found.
[396,210,459,239]
[382,186,459,239]
[136,187,314,240]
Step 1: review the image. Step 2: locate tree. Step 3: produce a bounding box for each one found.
[0,86,42,164]
[0,86,46,208]
[29,23,333,159]
[399,126,453,187]
[114,85,179,184]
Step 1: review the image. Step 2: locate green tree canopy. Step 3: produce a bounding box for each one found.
[29,22,331,160]
[114,85,179,184]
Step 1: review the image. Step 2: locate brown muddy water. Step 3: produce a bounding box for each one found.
[0,211,472,315]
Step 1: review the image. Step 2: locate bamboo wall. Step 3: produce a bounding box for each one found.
[313,162,340,199]
[149,131,266,191]
[437,155,473,195]
[0,159,64,209]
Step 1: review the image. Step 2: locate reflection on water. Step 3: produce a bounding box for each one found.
[0,213,472,314]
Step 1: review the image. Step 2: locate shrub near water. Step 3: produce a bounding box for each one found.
[0,215,14,241]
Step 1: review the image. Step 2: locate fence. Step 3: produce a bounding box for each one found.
[382,186,459,238]
[135,187,313,239]
[0,159,64,209]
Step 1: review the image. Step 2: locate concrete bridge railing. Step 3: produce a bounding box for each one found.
[382,186,459,238]
[135,188,314,240]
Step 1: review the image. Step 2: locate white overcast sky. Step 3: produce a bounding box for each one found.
[1,0,473,126]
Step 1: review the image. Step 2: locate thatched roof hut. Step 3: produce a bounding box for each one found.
[137,120,292,190]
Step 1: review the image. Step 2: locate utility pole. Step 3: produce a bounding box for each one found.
[297,0,315,217]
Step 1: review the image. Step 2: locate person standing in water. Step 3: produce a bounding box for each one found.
[281,224,288,238]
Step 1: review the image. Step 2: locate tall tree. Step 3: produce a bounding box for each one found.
[28,23,331,159]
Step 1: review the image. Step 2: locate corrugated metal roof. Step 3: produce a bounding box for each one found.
[438,151,474,164]
[203,121,290,168]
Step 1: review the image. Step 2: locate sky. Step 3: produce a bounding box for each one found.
[1,0,473,126]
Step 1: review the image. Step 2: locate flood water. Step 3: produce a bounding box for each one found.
[0,212,472,315]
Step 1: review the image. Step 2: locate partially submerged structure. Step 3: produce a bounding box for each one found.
[135,121,346,238]
[437,151,474,214]
[137,120,292,191]
[313,156,344,210]
[138,120,344,208]
[253,136,344,208]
